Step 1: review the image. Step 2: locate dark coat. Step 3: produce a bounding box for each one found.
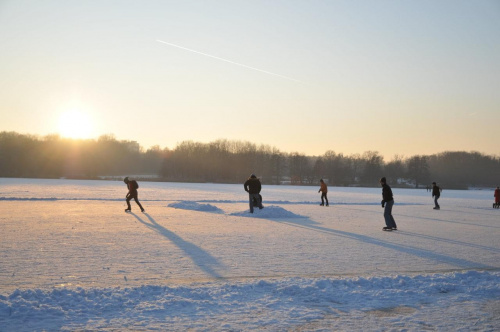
[127,180,139,197]
[244,178,261,194]
[432,186,441,198]
[381,183,393,203]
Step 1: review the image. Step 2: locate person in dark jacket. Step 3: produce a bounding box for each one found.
[432,182,441,210]
[380,177,397,231]
[244,174,263,213]
[124,177,145,212]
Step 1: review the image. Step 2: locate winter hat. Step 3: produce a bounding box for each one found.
[432,182,436,185]
[250,174,256,178]
[380,177,386,183]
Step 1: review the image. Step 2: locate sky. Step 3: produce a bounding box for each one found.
[0,0,499,160]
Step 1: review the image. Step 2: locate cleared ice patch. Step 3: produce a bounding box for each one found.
[168,201,225,214]
[231,205,305,218]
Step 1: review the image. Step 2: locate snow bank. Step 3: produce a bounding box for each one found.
[230,205,306,218]
[166,201,305,219]
[1,271,498,331]
[168,201,225,214]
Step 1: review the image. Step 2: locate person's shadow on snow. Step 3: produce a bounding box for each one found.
[130,212,225,279]
[269,218,497,270]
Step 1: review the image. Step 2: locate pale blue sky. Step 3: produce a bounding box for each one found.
[1,0,499,159]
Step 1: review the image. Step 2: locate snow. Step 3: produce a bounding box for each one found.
[230,205,306,218]
[168,201,225,214]
[0,178,499,331]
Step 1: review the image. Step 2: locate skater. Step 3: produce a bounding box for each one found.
[244,174,263,213]
[124,177,145,212]
[318,179,329,206]
[380,177,397,231]
[432,182,441,210]
[494,187,500,209]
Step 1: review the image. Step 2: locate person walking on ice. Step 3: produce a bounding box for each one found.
[124,177,145,212]
[318,179,329,206]
[244,174,263,213]
[380,177,397,231]
[494,186,500,209]
[432,182,441,210]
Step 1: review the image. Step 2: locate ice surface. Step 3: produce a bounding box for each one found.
[0,178,499,331]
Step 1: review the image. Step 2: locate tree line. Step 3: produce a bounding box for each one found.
[1,131,499,188]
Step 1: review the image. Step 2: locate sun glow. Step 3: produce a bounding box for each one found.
[58,109,93,139]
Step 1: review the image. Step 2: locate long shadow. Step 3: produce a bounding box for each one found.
[395,213,500,229]
[441,206,500,217]
[267,218,497,270]
[400,231,500,253]
[340,206,500,229]
[131,212,225,278]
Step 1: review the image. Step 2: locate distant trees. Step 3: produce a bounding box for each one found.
[160,140,286,184]
[0,131,169,179]
[317,151,352,186]
[427,151,500,188]
[406,155,431,188]
[1,131,499,188]
[360,151,384,186]
[384,155,406,184]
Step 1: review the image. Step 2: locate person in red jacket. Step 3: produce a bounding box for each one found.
[318,179,329,206]
[494,187,500,209]
[124,177,145,212]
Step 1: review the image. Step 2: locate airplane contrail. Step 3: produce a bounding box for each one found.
[156,39,302,83]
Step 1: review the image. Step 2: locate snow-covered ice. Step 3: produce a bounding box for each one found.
[0,178,499,331]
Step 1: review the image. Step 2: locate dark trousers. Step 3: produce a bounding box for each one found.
[126,194,144,211]
[249,193,263,213]
[321,193,329,205]
[383,200,397,228]
[434,196,440,208]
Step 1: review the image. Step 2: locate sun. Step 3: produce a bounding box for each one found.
[58,109,93,139]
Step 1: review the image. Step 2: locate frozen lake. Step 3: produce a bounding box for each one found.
[0,178,499,331]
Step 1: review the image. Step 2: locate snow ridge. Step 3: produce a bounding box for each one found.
[230,205,306,218]
[167,202,306,218]
[168,201,225,214]
[1,271,498,331]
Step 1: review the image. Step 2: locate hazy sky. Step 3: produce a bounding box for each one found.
[1,0,499,160]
